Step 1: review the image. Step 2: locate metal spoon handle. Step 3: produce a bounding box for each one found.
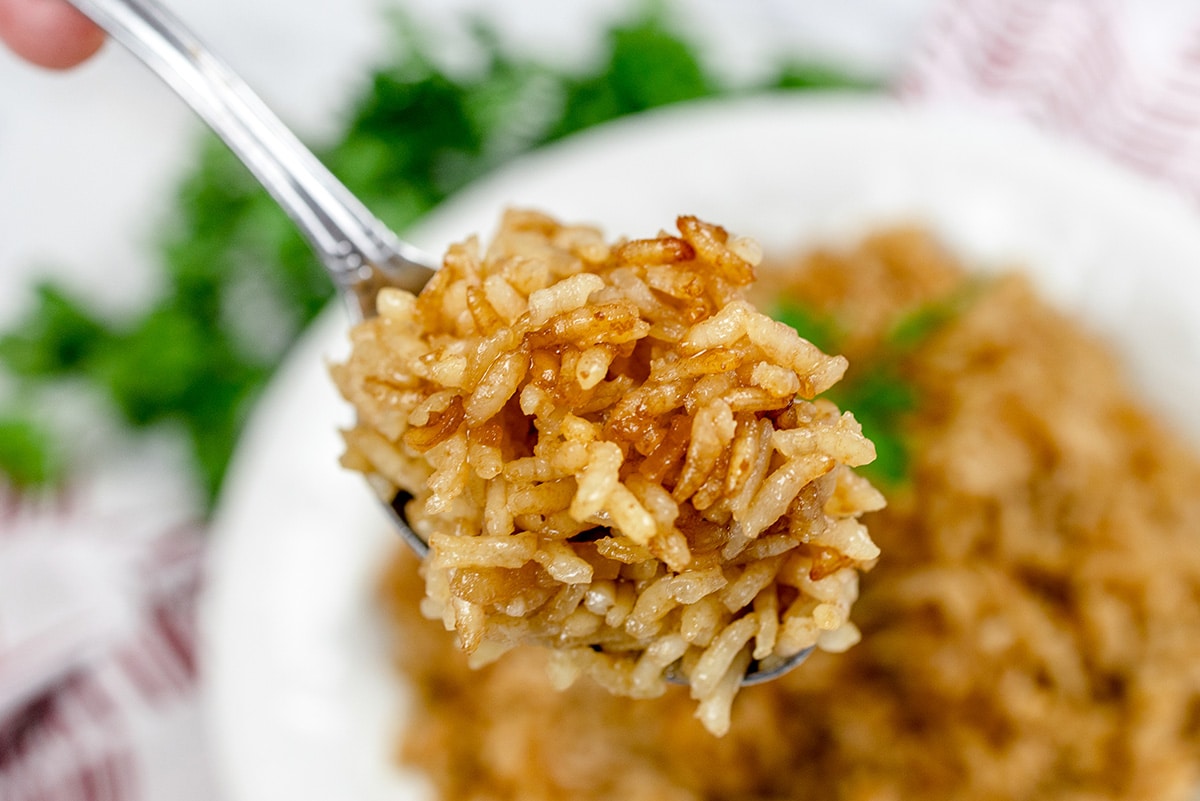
[66,0,434,310]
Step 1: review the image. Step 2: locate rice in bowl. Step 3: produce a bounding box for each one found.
[376,227,1200,801]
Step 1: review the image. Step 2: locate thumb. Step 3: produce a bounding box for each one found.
[0,0,104,69]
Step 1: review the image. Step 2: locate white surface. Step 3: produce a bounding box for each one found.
[201,94,1200,801]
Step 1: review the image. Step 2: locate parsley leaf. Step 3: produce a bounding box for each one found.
[773,287,974,487]
[0,415,62,490]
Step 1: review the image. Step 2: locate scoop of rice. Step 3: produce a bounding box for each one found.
[333,210,882,734]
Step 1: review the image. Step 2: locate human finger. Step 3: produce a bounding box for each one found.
[0,0,104,69]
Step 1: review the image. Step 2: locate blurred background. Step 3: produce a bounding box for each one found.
[0,0,930,501]
[2,0,1198,798]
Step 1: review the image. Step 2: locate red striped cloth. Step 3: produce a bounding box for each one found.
[0,470,219,801]
[901,0,1200,204]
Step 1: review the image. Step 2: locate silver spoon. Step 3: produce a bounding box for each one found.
[66,0,434,556]
[65,0,810,684]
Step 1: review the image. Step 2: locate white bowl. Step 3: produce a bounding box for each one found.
[200,94,1200,801]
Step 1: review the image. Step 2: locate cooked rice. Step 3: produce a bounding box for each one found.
[334,210,882,734]
[378,227,1200,800]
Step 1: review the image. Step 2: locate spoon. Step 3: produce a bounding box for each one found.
[66,0,435,556]
[66,0,811,685]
